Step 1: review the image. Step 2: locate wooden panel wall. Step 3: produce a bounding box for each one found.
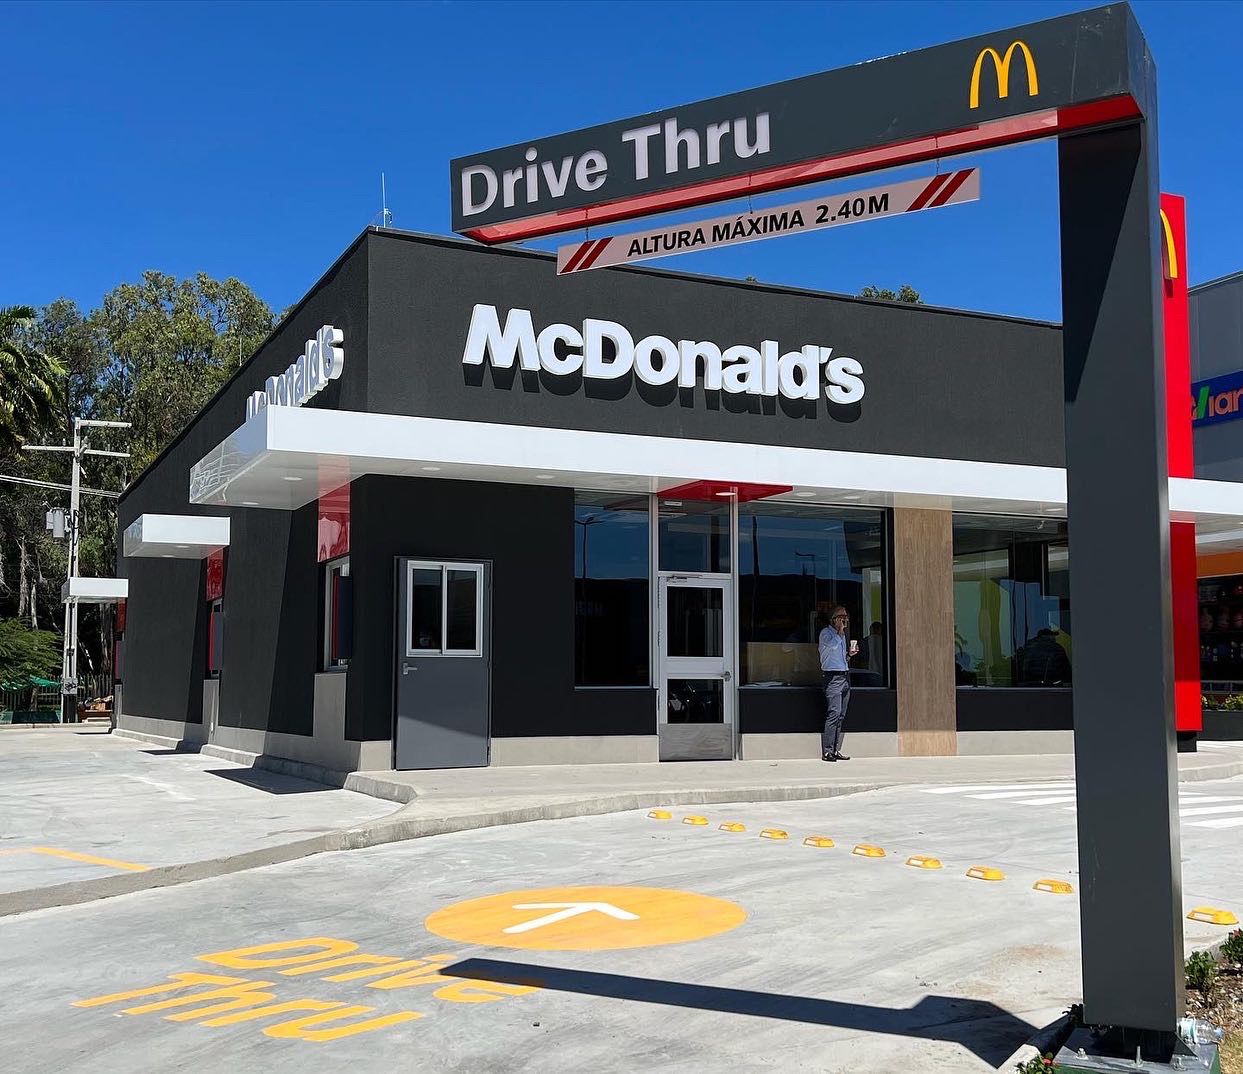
[893,508,957,756]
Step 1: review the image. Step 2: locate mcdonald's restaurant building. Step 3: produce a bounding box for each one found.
[112,228,1243,773]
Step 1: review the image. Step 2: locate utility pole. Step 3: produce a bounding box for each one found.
[23,418,130,722]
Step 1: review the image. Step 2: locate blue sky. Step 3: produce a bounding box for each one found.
[3,0,1241,323]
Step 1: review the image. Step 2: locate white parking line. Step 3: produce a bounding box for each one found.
[923,783,1076,795]
[1190,816,1243,829]
[1178,804,1243,818]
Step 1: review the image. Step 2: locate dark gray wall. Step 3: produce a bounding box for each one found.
[1191,273,1243,481]
[117,237,370,733]
[367,232,1066,467]
[346,474,656,742]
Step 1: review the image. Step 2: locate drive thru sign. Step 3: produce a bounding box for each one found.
[556,169,979,274]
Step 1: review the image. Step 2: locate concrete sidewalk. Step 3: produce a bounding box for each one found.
[16,729,1243,918]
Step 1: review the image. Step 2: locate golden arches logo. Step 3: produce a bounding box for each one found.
[969,41,1039,109]
[1160,209,1179,280]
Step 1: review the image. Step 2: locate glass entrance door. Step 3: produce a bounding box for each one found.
[657,574,735,760]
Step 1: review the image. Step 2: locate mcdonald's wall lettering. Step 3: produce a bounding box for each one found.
[451,5,1144,240]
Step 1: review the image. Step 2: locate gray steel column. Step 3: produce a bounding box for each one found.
[1058,120,1185,1039]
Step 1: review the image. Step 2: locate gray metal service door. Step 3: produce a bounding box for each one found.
[394,559,490,770]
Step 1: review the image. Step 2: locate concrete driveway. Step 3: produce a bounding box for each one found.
[3,778,1239,1073]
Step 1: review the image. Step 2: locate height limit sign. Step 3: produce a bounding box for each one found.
[557,168,979,275]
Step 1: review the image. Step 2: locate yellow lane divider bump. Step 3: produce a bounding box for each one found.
[759,829,789,840]
[1034,879,1075,895]
[803,836,835,848]
[1188,907,1239,926]
[647,810,672,820]
[852,844,886,858]
[906,855,943,869]
[718,822,747,833]
[682,815,709,826]
[966,865,1006,882]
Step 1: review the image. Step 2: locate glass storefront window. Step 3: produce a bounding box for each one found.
[575,493,650,686]
[659,499,730,573]
[952,514,1071,687]
[1199,576,1243,687]
[738,503,888,687]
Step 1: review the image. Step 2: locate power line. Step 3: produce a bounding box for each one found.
[0,473,121,499]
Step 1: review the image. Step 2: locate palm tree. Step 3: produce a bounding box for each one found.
[0,305,66,452]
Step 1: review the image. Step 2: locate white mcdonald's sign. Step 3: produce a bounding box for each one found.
[556,168,980,276]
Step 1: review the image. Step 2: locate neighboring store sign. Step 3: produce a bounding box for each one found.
[450,6,1140,241]
[245,325,344,421]
[556,170,979,275]
[1192,370,1243,428]
[461,304,864,404]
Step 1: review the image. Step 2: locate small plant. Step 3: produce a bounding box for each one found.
[1220,928,1243,966]
[1015,1053,1059,1072]
[1186,949,1218,996]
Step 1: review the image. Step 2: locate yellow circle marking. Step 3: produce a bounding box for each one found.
[966,865,1006,882]
[760,828,789,840]
[803,836,835,848]
[906,855,943,870]
[648,810,672,820]
[424,886,747,952]
[853,844,886,858]
[1033,878,1074,895]
[1188,906,1238,926]
[682,815,709,826]
[719,822,747,832]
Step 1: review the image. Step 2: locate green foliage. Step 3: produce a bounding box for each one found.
[1220,928,1243,966]
[1187,949,1218,996]
[0,305,67,452]
[1203,693,1243,711]
[0,617,62,685]
[858,283,922,304]
[1014,1053,1059,1072]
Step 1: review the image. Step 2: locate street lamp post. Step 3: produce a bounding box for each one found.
[23,417,130,722]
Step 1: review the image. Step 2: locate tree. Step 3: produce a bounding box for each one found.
[858,284,922,304]
[0,305,66,453]
[0,617,62,686]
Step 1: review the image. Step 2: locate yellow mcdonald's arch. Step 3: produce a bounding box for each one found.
[969,41,1039,109]
[1159,209,1179,280]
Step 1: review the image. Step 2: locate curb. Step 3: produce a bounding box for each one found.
[0,782,878,918]
[997,1012,1073,1071]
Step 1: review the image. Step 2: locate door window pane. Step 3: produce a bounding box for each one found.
[323,558,353,669]
[666,679,724,723]
[410,568,443,652]
[575,493,650,685]
[738,503,887,687]
[952,515,1071,687]
[446,569,479,652]
[659,500,730,573]
[666,587,724,657]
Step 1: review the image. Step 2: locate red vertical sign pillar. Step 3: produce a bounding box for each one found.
[1162,193,1201,736]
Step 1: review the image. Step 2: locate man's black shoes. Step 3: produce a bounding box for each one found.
[834,753,851,761]
[822,753,837,762]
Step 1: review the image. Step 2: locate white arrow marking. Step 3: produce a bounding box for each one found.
[503,902,640,934]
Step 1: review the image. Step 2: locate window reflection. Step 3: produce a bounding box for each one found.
[952,515,1071,687]
[658,500,730,573]
[738,503,888,687]
[575,493,649,686]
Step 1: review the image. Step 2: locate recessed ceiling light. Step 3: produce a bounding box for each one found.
[241,501,260,507]
[282,475,303,482]
[160,554,175,559]
[175,544,190,549]
[421,465,443,472]
[714,490,734,498]
[536,474,556,480]
[795,491,816,498]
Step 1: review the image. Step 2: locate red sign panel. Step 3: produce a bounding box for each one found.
[205,549,225,602]
[318,484,351,563]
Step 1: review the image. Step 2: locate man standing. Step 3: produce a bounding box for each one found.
[819,606,856,761]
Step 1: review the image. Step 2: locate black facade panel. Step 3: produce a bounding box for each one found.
[347,475,575,742]
[120,559,206,724]
[116,239,369,734]
[955,688,1074,732]
[739,686,897,734]
[571,689,656,737]
[367,234,1065,468]
[216,504,318,736]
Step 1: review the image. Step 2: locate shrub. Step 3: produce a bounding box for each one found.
[1220,928,1243,967]
[1187,950,1218,996]
[1015,1054,1059,1072]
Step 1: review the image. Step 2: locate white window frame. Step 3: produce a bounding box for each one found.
[207,598,224,679]
[405,560,484,658]
[322,555,352,671]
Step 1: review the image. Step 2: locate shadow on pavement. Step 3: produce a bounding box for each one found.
[140,749,182,756]
[204,767,331,795]
[445,958,1038,1067]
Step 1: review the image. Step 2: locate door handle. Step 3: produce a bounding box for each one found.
[402,663,417,676]
[722,670,732,682]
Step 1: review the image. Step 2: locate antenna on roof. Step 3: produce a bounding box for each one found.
[380,172,393,229]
